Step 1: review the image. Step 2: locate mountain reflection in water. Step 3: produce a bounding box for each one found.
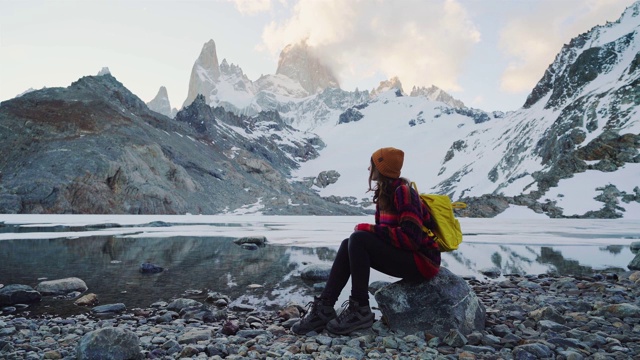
[0,216,637,317]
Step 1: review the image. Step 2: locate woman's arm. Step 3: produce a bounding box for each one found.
[355,184,430,251]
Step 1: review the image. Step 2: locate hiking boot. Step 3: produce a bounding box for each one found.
[291,296,336,335]
[326,297,375,335]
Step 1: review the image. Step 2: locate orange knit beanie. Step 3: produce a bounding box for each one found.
[371,147,404,179]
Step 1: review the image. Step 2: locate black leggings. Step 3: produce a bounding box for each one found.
[320,230,423,306]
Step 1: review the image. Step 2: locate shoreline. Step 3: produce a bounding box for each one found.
[2,271,639,359]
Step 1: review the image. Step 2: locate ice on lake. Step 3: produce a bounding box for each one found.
[1,214,638,316]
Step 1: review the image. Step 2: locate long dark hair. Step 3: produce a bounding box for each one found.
[368,158,409,211]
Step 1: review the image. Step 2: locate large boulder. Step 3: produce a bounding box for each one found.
[76,327,142,360]
[628,253,640,271]
[300,264,332,281]
[36,277,87,295]
[374,267,485,338]
[0,284,41,306]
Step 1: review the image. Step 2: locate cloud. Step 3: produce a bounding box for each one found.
[230,0,273,15]
[261,0,480,92]
[499,0,635,93]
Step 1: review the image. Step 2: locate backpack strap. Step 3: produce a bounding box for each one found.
[410,182,435,235]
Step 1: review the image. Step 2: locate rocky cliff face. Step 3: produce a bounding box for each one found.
[183,39,221,108]
[275,41,340,95]
[0,73,362,215]
[434,2,640,218]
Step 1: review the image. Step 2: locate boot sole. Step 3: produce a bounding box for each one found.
[326,318,374,335]
[291,316,337,335]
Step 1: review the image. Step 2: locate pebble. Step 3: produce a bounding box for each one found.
[1,271,639,359]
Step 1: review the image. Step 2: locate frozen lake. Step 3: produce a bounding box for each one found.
[1,215,639,316]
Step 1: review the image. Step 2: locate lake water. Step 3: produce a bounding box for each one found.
[1,215,638,317]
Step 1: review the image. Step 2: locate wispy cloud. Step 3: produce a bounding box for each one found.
[230,0,273,15]
[499,0,634,93]
[261,0,480,92]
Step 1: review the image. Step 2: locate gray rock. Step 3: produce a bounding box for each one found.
[443,330,467,347]
[230,303,256,312]
[139,263,163,273]
[480,267,501,279]
[0,284,41,306]
[374,267,485,337]
[76,327,142,360]
[594,303,640,317]
[314,170,340,188]
[300,264,332,281]
[36,277,87,295]
[514,343,553,359]
[177,329,211,344]
[368,281,391,295]
[538,319,571,332]
[167,298,202,312]
[91,303,126,314]
[529,306,566,324]
[233,236,267,246]
[630,242,640,253]
[241,243,259,251]
[628,253,640,270]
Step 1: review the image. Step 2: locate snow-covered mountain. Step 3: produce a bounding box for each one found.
[4,3,637,218]
[163,2,638,218]
[291,1,639,219]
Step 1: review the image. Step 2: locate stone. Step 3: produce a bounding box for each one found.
[35,277,87,296]
[594,303,640,318]
[628,253,640,271]
[74,293,98,306]
[139,263,163,273]
[300,264,332,281]
[241,243,259,250]
[167,298,202,311]
[374,267,485,337]
[513,343,553,359]
[76,327,142,360]
[205,292,230,304]
[222,320,240,335]
[368,281,391,295]
[538,320,571,332]
[92,303,126,314]
[529,306,565,324]
[177,329,211,344]
[480,267,501,279]
[0,284,41,306]
[443,329,468,347]
[233,236,267,246]
[630,241,640,253]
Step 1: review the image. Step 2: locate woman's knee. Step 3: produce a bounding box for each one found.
[336,238,349,254]
[348,230,375,250]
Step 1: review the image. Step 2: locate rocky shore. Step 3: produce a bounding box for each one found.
[1,270,640,360]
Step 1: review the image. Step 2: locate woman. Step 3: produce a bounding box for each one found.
[292,147,441,335]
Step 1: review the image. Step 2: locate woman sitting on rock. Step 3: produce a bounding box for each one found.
[292,147,441,335]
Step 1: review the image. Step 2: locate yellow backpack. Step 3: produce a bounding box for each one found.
[411,182,467,252]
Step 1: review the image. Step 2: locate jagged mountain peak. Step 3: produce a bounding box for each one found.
[183,39,221,108]
[97,67,111,76]
[410,85,466,108]
[371,76,404,96]
[147,86,176,118]
[276,40,340,95]
[197,40,220,77]
[523,0,639,110]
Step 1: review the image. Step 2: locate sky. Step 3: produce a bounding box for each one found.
[0,0,636,112]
